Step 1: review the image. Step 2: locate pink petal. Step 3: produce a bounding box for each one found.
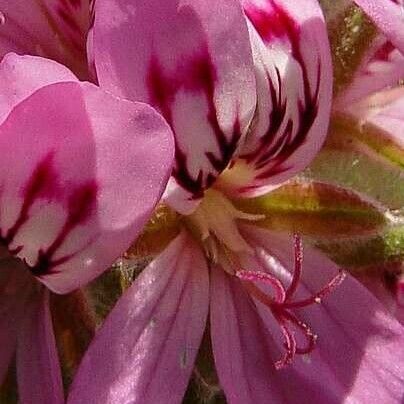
[335,35,404,108]
[211,264,286,403]
[239,225,404,403]
[220,0,332,197]
[0,81,174,293]
[338,82,404,152]
[16,288,64,404]
[92,0,257,213]
[356,272,404,326]
[68,232,209,404]
[0,53,77,125]
[0,0,91,78]
[364,90,404,148]
[353,0,404,55]
[211,255,344,403]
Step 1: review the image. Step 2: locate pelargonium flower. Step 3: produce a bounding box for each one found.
[69,0,404,403]
[0,0,92,78]
[0,53,174,403]
[353,0,404,55]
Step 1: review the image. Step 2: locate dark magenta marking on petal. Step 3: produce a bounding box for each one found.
[243,1,321,181]
[244,3,290,41]
[30,181,97,276]
[0,154,98,276]
[148,55,176,124]
[3,153,60,245]
[147,49,242,199]
[372,41,396,63]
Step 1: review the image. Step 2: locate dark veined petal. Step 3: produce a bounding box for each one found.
[92,0,257,213]
[0,80,174,293]
[217,0,332,197]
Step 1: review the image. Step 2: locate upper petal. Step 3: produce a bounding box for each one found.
[92,0,257,213]
[353,0,404,55]
[0,0,91,78]
[16,288,64,404]
[218,0,332,197]
[0,81,174,293]
[68,232,209,404]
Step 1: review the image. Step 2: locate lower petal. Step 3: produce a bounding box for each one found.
[242,225,404,403]
[16,288,64,404]
[68,232,209,404]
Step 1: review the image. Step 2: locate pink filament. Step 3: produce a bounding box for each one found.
[236,234,345,369]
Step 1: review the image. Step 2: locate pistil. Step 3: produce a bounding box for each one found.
[236,234,345,369]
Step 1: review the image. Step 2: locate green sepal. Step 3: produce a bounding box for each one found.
[305,130,404,210]
[316,225,404,268]
[234,180,386,238]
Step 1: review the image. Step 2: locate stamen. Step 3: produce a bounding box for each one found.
[280,311,317,355]
[274,318,296,369]
[282,271,346,309]
[236,270,286,303]
[235,234,345,369]
[284,234,303,300]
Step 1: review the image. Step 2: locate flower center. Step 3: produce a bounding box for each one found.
[185,189,263,268]
[185,191,345,368]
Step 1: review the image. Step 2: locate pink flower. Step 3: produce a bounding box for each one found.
[69,0,404,403]
[0,53,174,403]
[353,0,404,56]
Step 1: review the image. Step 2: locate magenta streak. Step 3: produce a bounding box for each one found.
[30,181,97,276]
[371,41,395,64]
[0,154,97,276]
[241,68,285,164]
[244,1,321,180]
[3,153,60,246]
[147,50,241,198]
